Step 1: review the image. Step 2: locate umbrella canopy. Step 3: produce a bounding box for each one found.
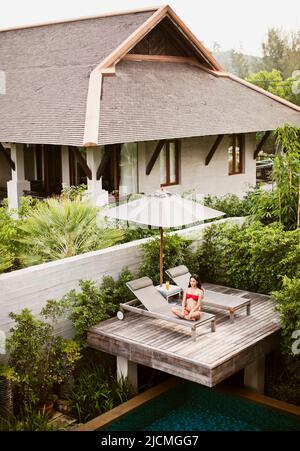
[103,190,225,286]
[103,190,224,228]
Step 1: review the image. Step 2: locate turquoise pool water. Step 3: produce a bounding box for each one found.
[103,382,300,431]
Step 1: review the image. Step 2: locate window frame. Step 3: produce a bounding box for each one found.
[228,134,245,175]
[160,140,180,186]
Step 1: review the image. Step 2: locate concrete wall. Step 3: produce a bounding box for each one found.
[138,134,256,198]
[0,217,244,341]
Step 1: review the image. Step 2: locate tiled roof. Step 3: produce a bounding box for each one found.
[98,60,300,145]
[0,7,299,147]
[0,10,155,145]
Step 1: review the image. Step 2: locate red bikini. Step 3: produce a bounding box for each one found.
[186,293,199,301]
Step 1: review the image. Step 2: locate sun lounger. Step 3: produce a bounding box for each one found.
[117,276,216,340]
[165,265,251,323]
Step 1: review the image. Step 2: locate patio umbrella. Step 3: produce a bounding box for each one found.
[103,190,225,286]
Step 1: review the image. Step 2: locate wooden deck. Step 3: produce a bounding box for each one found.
[88,284,281,387]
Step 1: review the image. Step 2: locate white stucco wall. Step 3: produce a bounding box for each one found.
[138,134,256,198]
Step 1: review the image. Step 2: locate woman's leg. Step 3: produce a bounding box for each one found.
[188,311,201,321]
[172,307,185,319]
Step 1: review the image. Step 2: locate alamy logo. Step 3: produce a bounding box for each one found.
[0,330,6,354]
[292,330,300,355]
[0,71,6,95]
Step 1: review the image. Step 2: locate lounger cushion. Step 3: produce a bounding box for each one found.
[127,277,153,292]
[167,265,189,278]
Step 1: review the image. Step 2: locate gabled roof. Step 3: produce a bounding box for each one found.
[0,5,299,147]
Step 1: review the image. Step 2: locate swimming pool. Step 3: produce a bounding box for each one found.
[102,382,300,431]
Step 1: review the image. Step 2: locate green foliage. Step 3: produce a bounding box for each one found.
[194,222,229,285]
[272,277,300,358]
[17,196,41,218]
[139,234,191,285]
[246,69,286,97]
[6,305,81,406]
[0,201,19,273]
[122,226,159,243]
[17,198,124,266]
[64,268,134,346]
[60,184,87,201]
[204,193,252,217]
[246,68,300,107]
[0,405,55,431]
[273,124,300,230]
[195,221,300,294]
[261,28,300,80]
[229,49,250,79]
[247,189,279,225]
[265,350,300,406]
[71,360,134,423]
[244,125,300,231]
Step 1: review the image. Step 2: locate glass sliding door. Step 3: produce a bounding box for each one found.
[119,142,138,196]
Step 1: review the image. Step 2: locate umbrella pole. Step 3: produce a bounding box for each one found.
[160,227,163,287]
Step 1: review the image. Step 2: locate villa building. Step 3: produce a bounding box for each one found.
[1,5,300,209]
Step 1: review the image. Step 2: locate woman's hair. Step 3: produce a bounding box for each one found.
[188,274,202,289]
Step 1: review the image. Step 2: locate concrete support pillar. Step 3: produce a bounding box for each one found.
[7,143,30,211]
[86,146,108,206]
[117,356,138,393]
[244,356,265,394]
[61,146,70,189]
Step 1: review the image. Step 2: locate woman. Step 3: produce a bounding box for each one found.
[171,274,203,321]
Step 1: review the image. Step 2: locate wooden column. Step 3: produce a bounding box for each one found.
[117,356,138,393]
[244,356,265,394]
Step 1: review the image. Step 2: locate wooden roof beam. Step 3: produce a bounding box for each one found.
[205,135,224,166]
[146,140,165,175]
[71,148,92,179]
[0,143,15,171]
[253,131,272,159]
[96,145,112,179]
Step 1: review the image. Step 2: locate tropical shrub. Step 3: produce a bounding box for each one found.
[248,124,300,231]
[0,201,19,273]
[195,221,300,294]
[64,268,134,346]
[71,359,134,423]
[272,277,300,358]
[60,184,87,201]
[121,226,158,243]
[6,305,80,407]
[272,124,300,230]
[17,198,124,266]
[204,193,252,217]
[139,234,192,285]
[0,405,55,431]
[264,277,300,406]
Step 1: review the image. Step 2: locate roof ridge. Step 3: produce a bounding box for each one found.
[0,5,163,33]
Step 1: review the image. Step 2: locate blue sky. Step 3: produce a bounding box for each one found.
[1,0,299,56]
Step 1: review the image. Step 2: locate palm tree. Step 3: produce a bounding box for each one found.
[18,198,124,266]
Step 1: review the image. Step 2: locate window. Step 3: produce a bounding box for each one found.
[160,141,180,186]
[228,134,244,175]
